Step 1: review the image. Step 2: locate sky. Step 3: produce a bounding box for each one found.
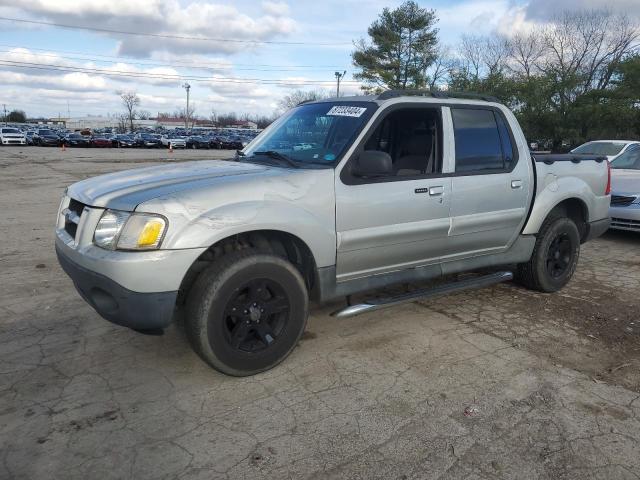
[0,0,637,120]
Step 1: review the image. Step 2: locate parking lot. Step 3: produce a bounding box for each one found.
[1,146,640,479]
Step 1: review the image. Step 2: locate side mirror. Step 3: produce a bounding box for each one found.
[352,150,392,177]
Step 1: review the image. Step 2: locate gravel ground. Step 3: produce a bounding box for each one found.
[1,146,640,480]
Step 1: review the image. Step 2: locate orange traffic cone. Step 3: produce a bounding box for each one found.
[61,143,66,151]
[168,143,173,154]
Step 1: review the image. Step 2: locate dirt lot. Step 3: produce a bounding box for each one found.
[1,146,640,480]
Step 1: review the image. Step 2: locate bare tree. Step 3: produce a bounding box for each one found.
[459,35,484,79]
[426,44,456,89]
[116,114,129,134]
[481,35,512,76]
[277,89,329,113]
[117,91,140,133]
[178,104,196,128]
[509,31,546,78]
[540,10,639,95]
[137,110,152,120]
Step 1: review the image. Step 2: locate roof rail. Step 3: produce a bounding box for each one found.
[377,89,500,103]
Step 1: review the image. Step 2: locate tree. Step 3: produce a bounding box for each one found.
[448,9,640,149]
[178,105,196,128]
[425,44,455,90]
[277,89,329,112]
[352,1,439,92]
[117,91,140,133]
[137,110,152,120]
[7,110,26,123]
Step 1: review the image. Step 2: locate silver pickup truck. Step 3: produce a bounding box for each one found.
[55,91,611,376]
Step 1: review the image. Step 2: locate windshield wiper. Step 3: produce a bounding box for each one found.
[252,150,300,168]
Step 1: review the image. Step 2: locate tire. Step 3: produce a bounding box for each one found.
[185,250,309,376]
[516,216,580,292]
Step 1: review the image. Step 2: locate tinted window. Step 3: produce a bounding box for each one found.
[611,146,640,170]
[572,142,626,156]
[452,109,505,172]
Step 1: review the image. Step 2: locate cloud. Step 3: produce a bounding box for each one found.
[0,70,107,91]
[0,0,297,57]
[262,1,290,16]
[524,0,640,21]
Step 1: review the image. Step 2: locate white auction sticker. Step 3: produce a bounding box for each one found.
[326,106,367,117]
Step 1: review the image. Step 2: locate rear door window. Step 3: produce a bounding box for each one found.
[452,108,515,173]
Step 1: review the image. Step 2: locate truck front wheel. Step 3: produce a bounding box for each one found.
[185,250,309,376]
[516,216,580,292]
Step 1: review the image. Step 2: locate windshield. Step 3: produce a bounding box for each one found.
[572,142,626,156]
[1,128,20,134]
[611,147,640,170]
[38,130,54,135]
[242,101,377,167]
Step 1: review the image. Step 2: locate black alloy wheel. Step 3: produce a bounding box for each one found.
[221,278,290,353]
[546,233,573,278]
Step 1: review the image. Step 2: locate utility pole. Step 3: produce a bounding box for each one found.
[182,82,191,129]
[2,104,6,125]
[334,71,346,97]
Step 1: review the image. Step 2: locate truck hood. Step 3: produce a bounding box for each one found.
[67,160,272,211]
[611,169,640,195]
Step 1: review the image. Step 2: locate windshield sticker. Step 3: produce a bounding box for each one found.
[326,106,367,118]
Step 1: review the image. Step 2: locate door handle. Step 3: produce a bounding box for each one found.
[511,180,523,189]
[429,186,444,196]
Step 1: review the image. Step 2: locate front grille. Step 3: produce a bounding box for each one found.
[611,195,637,207]
[611,217,640,231]
[63,199,86,239]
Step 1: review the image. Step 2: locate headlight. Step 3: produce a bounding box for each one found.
[94,210,130,249]
[94,210,167,251]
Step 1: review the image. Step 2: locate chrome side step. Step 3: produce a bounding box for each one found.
[332,271,513,319]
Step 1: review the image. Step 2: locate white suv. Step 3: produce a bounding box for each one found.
[0,127,26,146]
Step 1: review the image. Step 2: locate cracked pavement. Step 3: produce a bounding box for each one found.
[1,147,640,479]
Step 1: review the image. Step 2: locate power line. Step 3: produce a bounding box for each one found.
[0,43,342,69]
[0,48,348,73]
[0,17,352,47]
[0,59,360,86]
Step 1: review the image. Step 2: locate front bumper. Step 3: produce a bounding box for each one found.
[54,196,207,329]
[1,138,26,145]
[610,204,640,232]
[56,244,177,330]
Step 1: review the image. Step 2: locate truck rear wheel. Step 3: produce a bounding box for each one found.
[516,216,580,292]
[185,250,308,376]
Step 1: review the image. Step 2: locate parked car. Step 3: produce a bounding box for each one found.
[208,136,224,149]
[34,129,61,146]
[0,127,26,146]
[25,131,36,145]
[63,133,90,147]
[134,133,162,148]
[89,136,112,148]
[218,136,243,150]
[186,136,210,149]
[160,134,186,149]
[571,140,640,162]
[113,134,136,148]
[609,144,640,232]
[55,91,611,376]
